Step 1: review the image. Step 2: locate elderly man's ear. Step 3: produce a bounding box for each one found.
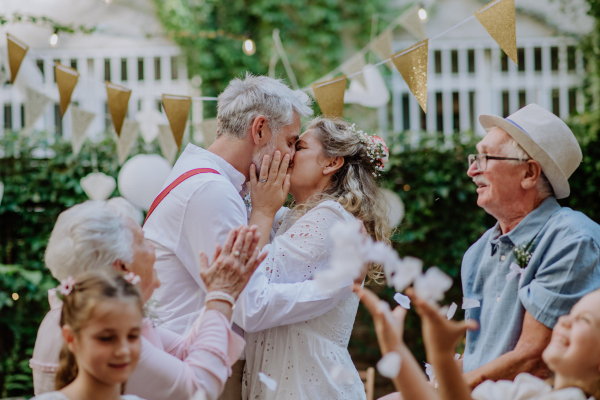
[113,259,129,273]
[521,160,544,190]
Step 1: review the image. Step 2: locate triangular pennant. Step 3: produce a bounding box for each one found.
[391,39,429,113]
[80,172,116,201]
[116,120,139,165]
[340,53,367,90]
[55,63,79,116]
[70,106,96,155]
[475,0,518,65]
[106,81,131,137]
[398,5,427,41]
[199,118,219,148]
[311,76,347,118]
[371,30,394,71]
[158,124,178,164]
[136,109,163,144]
[7,34,28,84]
[162,94,191,149]
[23,87,53,134]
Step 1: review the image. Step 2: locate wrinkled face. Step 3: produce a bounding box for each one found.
[68,299,142,386]
[253,113,301,174]
[543,291,600,381]
[467,128,525,217]
[288,129,329,200]
[125,219,160,303]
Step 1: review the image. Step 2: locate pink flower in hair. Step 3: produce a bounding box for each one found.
[372,135,389,165]
[58,276,77,296]
[124,272,141,285]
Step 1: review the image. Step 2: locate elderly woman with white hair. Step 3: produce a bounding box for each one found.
[30,199,266,400]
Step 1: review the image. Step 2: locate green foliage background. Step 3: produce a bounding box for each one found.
[0,0,599,398]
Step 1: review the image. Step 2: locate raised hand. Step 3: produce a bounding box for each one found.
[249,150,291,218]
[200,226,267,301]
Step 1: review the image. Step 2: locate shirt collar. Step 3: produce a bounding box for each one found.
[491,196,561,247]
[183,144,247,194]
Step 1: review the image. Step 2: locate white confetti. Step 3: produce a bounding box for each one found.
[394,293,411,309]
[454,353,461,360]
[330,364,356,385]
[424,363,435,381]
[447,302,458,320]
[377,351,402,379]
[462,297,481,309]
[414,267,453,303]
[258,372,277,391]
[391,256,423,292]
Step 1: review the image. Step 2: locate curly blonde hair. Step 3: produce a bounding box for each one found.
[291,117,391,282]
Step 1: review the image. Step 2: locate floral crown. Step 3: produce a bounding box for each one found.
[348,124,389,177]
[54,272,141,300]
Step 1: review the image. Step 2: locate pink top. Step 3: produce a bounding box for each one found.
[30,290,245,400]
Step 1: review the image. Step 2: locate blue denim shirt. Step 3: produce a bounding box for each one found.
[461,197,600,373]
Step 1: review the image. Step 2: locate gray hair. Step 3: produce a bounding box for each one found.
[45,200,135,281]
[217,73,313,139]
[503,135,554,199]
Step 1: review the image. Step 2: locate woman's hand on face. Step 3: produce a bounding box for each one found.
[354,285,407,355]
[200,225,268,300]
[249,151,291,218]
[407,288,478,360]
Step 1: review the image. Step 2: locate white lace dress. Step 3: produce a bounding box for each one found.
[31,392,144,400]
[242,200,366,400]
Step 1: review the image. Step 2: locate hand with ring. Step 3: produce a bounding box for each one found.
[249,150,291,220]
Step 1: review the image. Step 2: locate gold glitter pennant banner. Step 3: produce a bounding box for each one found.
[55,63,80,116]
[391,39,429,113]
[162,94,191,149]
[311,75,347,118]
[7,33,28,84]
[475,0,518,65]
[106,81,132,137]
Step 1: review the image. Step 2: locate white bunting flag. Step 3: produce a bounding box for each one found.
[23,87,53,135]
[398,4,427,40]
[370,30,394,70]
[340,53,367,90]
[136,109,163,144]
[116,120,139,165]
[70,106,96,155]
[80,172,116,201]
[158,124,178,165]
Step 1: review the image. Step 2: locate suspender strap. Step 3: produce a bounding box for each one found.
[143,168,220,226]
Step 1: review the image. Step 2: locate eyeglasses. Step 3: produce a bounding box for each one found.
[468,154,529,172]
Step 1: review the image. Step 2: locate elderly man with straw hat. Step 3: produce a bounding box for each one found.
[458,104,600,388]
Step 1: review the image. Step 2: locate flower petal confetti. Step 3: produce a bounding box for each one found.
[258,372,277,391]
[424,363,435,381]
[377,351,402,379]
[462,297,481,309]
[413,267,453,303]
[330,364,356,385]
[394,293,411,309]
[447,302,458,320]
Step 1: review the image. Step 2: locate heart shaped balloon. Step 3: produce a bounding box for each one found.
[80,172,117,201]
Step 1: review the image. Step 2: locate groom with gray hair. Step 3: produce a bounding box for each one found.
[460,104,600,388]
[143,74,354,399]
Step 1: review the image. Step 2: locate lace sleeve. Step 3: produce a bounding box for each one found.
[261,201,353,284]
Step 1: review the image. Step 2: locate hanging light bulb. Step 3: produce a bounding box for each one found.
[243,39,256,56]
[49,31,59,47]
[418,8,428,21]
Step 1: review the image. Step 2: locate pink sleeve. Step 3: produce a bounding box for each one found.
[126,309,245,400]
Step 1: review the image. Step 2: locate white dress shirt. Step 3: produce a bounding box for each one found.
[144,144,353,343]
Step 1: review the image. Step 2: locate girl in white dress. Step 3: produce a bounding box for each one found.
[242,117,392,399]
[356,286,600,400]
[32,271,146,400]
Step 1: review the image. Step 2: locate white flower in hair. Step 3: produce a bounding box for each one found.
[348,124,389,177]
[124,272,142,285]
[58,276,77,296]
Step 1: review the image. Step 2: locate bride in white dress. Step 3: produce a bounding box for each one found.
[242,117,391,399]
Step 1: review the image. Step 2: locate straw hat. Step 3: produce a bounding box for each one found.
[479,104,582,199]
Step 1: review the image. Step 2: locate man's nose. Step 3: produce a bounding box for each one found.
[289,147,296,162]
[467,159,479,178]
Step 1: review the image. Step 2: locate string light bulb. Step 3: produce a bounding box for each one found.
[418,8,428,21]
[49,31,59,47]
[12,293,19,301]
[243,39,256,56]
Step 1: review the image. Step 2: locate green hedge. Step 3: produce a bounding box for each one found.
[1,126,599,397]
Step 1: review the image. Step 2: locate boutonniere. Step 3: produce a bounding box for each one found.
[506,236,536,285]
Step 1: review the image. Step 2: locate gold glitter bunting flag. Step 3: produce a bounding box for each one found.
[311,75,347,118]
[7,33,28,84]
[162,94,191,149]
[391,39,429,113]
[475,0,518,65]
[106,81,131,137]
[55,63,79,116]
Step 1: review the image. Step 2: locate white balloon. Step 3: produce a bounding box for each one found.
[80,172,116,201]
[118,154,172,211]
[381,188,404,227]
[344,64,391,108]
[0,181,4,206]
